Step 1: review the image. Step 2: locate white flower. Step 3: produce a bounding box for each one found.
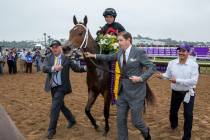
[113,43,119,49]
[99,39,106,45]
[106,34,112,38]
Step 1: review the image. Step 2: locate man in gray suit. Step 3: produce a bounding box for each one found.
[42,40,86,139]
[86,31,155,140]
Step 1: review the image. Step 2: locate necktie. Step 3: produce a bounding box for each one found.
[122,50,126,66]
[121,50,127,79]
[54,57,58,66]
[51,56,61,87]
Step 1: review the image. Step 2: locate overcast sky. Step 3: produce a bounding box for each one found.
[0,0,210,42]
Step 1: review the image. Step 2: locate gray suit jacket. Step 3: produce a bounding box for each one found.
[96,46,156,100]
[42,53,86,94]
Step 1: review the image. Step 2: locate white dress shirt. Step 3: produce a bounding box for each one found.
[20,51,26,61]
[120,45,132,66]
[163,58,199,92]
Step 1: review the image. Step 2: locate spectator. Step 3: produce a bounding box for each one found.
[25,52,33,73]
[45,47,52,56]
[33,49,42,72]
[7,51,15,74]
[12,48,18,73]
[0,47,4,75]
[19,49,26,73]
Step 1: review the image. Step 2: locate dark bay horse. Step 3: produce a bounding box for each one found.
[63,16,111,136]
[63,16,155,136]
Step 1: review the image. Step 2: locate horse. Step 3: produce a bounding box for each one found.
[63,15,156,136]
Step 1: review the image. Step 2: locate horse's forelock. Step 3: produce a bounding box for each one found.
[72,24,86,32]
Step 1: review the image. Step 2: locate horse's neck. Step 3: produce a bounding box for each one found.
[84,33,100,70]
[87,32,100,53]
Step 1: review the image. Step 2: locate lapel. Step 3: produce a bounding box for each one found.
[117,49,123,69]
[117,46,136,69]
[61,54,66,65]
[50,54,54,66]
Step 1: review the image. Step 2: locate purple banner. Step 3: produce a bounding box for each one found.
[153,47,159,55]
[158,47,165,56]
[147,47,154,54]
[165,47,171,56]
[171,47,177,56]
[141,46,210,58]
[194,47,210,57]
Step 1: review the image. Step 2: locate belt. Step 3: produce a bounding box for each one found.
[172,88,195,93]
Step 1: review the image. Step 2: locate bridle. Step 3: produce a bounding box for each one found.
[72,24,89,49]
[70,24,128,78]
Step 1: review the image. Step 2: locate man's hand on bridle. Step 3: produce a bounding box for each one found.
[84,52,96,58]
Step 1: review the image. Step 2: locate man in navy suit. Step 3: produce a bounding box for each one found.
[42,40,86,139]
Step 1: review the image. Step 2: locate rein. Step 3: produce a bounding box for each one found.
[71,24,128,79]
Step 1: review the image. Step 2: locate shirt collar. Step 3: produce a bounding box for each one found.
[55,53,62,59]
[125,45,132,54]
[177,57,190,65]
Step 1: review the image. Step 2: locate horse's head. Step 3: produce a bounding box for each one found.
[63,15,89,56]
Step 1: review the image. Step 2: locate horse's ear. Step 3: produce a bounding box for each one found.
[73,15,78,25]
[84,15,88,26]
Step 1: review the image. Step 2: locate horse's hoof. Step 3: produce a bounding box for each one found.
[94,124,99,129]
[94,125,103,132]
[102,131,108,137]
[94,125,100,131]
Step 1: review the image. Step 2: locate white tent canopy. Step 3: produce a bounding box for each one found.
[35,43,45,50]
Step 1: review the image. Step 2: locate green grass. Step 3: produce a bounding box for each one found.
[200,67,210,74]
[151,57,210,65]
[150,57,210,74]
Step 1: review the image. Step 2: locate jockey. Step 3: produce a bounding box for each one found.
[97,8,126,36]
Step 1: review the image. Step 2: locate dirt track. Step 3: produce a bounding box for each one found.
[0,69,210,140]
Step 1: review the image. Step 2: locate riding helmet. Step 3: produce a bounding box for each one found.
[103,8,117,18]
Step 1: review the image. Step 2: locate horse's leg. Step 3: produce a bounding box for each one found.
[102,90,111,136]
[85,88,99,130]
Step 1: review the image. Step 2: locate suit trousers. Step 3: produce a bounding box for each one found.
[48,86,75,132]
[117,92,148,140]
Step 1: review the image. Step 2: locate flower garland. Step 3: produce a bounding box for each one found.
[97,34,119,54]
[113,62,120,100]
[97,34,120,105]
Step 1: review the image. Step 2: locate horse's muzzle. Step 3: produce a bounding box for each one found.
[63,41,72,54]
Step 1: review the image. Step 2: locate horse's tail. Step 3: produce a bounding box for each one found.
[143,82,156,113]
